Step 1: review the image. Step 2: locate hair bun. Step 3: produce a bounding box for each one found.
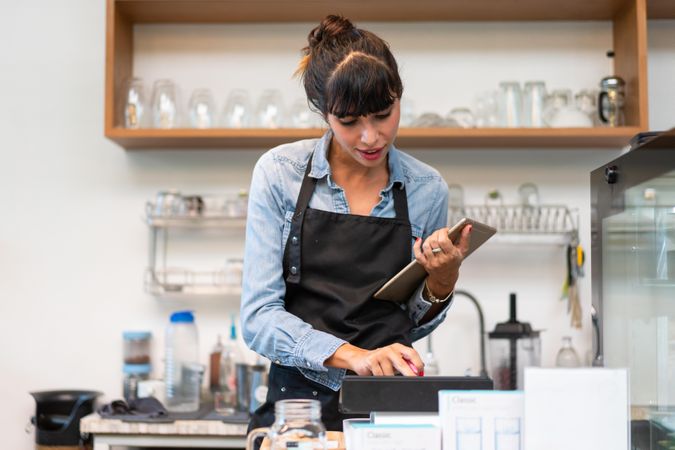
[308,15,356,49]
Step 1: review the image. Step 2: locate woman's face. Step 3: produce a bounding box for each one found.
[326,99,400,169]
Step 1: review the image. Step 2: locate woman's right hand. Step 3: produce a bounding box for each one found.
[325,342,424,376]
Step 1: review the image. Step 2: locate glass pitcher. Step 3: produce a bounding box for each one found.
[246,399,327,450]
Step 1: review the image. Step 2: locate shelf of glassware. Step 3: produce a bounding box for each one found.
[108,126,643,149]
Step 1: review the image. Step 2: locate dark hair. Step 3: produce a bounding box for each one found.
[296,15,403,118]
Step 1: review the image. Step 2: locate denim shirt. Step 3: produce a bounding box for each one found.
[240,131,453,391]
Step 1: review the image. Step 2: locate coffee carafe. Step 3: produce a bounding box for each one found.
[598,76,626,127]
[488,293,541,390]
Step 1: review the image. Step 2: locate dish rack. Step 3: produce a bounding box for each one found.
[447,185,579,245]
[449,205,578,237]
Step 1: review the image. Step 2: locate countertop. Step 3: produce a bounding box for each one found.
[80,412,248,436]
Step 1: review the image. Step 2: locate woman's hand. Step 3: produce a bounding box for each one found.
[414,225,472,298]
[325,343,424,376]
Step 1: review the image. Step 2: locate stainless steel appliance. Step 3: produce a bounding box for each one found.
[591,129,675,449]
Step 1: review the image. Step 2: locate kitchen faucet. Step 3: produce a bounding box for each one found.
[452,289,489,377]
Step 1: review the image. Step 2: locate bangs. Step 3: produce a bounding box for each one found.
[324,54,402,118]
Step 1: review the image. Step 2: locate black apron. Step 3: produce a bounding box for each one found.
[249,151,415,433]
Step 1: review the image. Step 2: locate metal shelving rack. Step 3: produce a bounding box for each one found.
[145,193,246,298]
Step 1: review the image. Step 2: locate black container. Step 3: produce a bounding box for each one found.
[30,390,102,448]
[488,293,541,390]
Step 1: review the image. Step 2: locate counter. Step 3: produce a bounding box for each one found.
[80,413,247,449]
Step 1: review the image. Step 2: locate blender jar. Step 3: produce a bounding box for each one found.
[488,293,541,390]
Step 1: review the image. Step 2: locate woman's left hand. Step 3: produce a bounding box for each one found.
[413,225,472,298]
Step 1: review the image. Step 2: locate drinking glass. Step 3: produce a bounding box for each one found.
[399,97,416,127]
[289,98,315,129]
[575,89,599,126]
[412,112,445,127]
[522,81,547,128]
[447,107,475,128]
[473,90,498,128]
[221,89,252,128]
[547,89,592,127]
[497,81,522,127]
[122,77,146,129]
[188,88,215,129]
[543,89,572,126]
[254,89,285,128]
[151,79,179,129]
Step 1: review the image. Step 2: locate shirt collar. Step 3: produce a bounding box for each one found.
[310,130,406,190]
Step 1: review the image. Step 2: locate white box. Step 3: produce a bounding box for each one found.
[439,390,524,450]
[524,368,629,450]
[343,419,440,450]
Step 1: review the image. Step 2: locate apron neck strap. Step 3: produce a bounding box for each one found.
[391,182,408,220]
[294,154,318,217]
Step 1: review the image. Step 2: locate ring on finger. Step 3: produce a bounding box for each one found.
[431,247,443,254]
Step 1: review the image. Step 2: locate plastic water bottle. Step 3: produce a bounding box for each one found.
[165,310,201,412]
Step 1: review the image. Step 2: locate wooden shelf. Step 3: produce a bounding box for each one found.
[115,0,633,22]
[647,0,675,18]
[106,0,650,150]
[108,127,642,149]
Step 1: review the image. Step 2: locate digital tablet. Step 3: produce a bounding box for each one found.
[373,218,497,303]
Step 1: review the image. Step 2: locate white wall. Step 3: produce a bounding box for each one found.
[1,0,673,447]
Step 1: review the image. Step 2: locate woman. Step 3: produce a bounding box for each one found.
[241,14,471,431]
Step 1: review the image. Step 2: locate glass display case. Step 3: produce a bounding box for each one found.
[591,129,675,449]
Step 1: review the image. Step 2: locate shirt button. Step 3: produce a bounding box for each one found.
[275,360,281,364]
[290,266,298,275]
[312,391,318,396]
[291,236,298,245]
[306,362,311,367]
[281,386,286,392]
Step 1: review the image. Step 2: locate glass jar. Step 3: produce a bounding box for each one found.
[598,76,625,127]
[123,331,151,365]
[246,399,326,450]
[123,364,151,403]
